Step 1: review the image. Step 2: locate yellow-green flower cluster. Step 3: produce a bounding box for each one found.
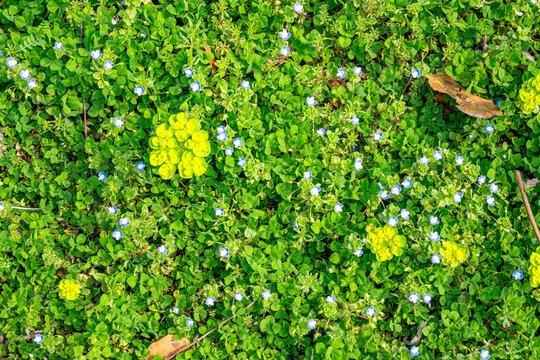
[529,247,540,287]
[366,225,407,261]
[149,113,211,179]
[58,279,81,300]
[518,73,540,114]
[440,241,468,267]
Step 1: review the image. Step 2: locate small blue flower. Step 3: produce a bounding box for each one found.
[377,182,384,189]
[326,296,336,303]
[186,319,194,327]
[172,307,179,314]
[453,192,463,203]
[316,128,326,136]
[303,171,312,180]
[362,238,367,243]
[136,161,145,172]
[486,195,496,207]
[334,203,344,213]
[410,345,420,356]
[217,132,227,142]
[388,216,399,226]
[431,254,442,264]
[366,306,376,316]
[433,151,443,161]
[206,296,216,306]
[307,319,316,330]
[104,61,113,70]
[119,217,130,227]
[234,292,244,301]
[353,66,363,76]
[423,294,432,304]
[90,50,102,60]
[20,70,31,80]
[430,216,439,225]
[219,247,229,257]
[185,67,194,77]
[241,80,250,89]
[400,209,410,220]
[27,79,37,89]
[391,185,402,195]
[140,33,147,38]
[310,186,321,196]
[411,69,421,79]
[294,2,303,14]
[336,68,346,79]
[33,334,43,345]
[215,208,224,217]
[455,156,464,165]
[379,190,389,200]
[0,203,4,211]
[354,249,363,257]
[486,124,494,134]
[419,156,430,165]
[512,270,523,280]
[354,158,363,171]
[280,45,290,56]
[279,29,291,41]
[217,125,226,134]
[112,230,123,240]
[306,96,317,106]
[225,147,234,156]
[351,116,359,125]
[0,50,2,58]
[262,290,272,300]
[480,349,490,360]
[408,292,420,303]
[293,221,298,230]
[478,175,486,185]
[108,206,117,215]
[158,245,167,254]
[54,42,63,50]
[233,138,243,148]
[429,231,440,242]
[114,117,124,128]
[373,132,383,141]
[495,99,502,108]
[98,172,107,181]
[6,57,17,68]
[402,178,412,188]
[238,157,246,167]
[134,86,145,96]
[190,81,201,92]
[490,183,499,194]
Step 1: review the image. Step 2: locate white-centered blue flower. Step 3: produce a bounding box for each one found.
[119,217,130,227]
[307,319,316,330]
[217,132,227,142]
[411,69,421,79]
[33,334,43,345]
[432,254,442,264]
[486,195,496,207]
[354,249,363,257]
[480,349,490,360]
[423,294,432,304]
[140,33,147,38]
[303,171,312,180]
[388,216,399,226]
[112,230,123,240]
[410,345,420,356]
[104,61,113,70]
[185,67,194,78]
[234,292,244,301]
[241,80,250,89]
[486,124,494,134]
[351,116,359,125]
[400,209,410,220]
[280,45,290,56]
[98,172,107,181]
[217,125,226,134]
[455,156,464,165]
[90,50,102,60]
[433,151,442,161]
[354,158,363,171]
[316,128,326,136]
[402,178,412,188]
[391,185,402,195]
[225,147,234,156]
[206,296,216,306]
[306,96,317,106]
[190,81,201,92]
[326,296,336,303]
[532,0,538,4]
[478,175,486,185]
[215,208,224,217]
[6,57,17,68]
[279,29,291,40]
[379,190,389,200]
[134,86,145,96]
[453,192,463,203]
[512,270,523,280]
[336,68,346,79]
[373,132,383,141]
[114,117,124,128]
[136,161,145,172]
[233,138,243,148]
[353,66,363,76]
[27,79,37,89]
[362,238,367,243]
[420,156,430,165]
[219,247,229,257]
[54,42,63,50]
[429,231,440,242]
[262,290,272,300]
[293,221,298,230]
[409,292,420,303]
[430,216,439,225]
[158,245,167,254]
[294,2,303,14]
[172,307,179,314]
[366,306,376,316]
[490,183,499,194]
[310,186,321,196]
[20,70,31,80]
[334,203,344,213]
[186,319,194,327]
[108,206,117,215]
[238,157,246,167]
[112,19,117,25]
[0,203,4,211]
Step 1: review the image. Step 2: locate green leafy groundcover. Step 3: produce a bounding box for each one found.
[1,0,540,359]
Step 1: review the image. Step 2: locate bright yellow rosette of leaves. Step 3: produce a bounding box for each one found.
[518,73,540,114]
[529,248,540,287]
[149,113,211,179]
[440,241,468,267]
[366,225,407,262]
[58,279,81,300]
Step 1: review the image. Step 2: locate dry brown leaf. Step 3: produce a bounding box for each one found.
[424,73,503,119]
[146,334,190,360]
[141,0,152,4]
[203,41,217,74]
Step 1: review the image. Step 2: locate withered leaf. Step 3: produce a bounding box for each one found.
[204,41,217,74]
[424,73,503,119]
[147,334,191,360]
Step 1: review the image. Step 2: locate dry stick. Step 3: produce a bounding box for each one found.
[515,170,540,244]
[403,316,434,346]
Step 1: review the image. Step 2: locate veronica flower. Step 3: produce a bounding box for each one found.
[215,208,224,217]
[429,231,440,242]
[490,183,499,194]
[408,292,420,303]
[431,254,442,264]
[219,247,229,257]
[33,334,43,345]
[478,175,486,185]
[280,45,290,56]
[217,125,226,134]
[225,147,234,156]
[136,161,145,172]
[420,156,430,165]
[410,345,420,356]
[400,209,410,220]
[27,79,37,89]
[158,245,167,254]
[388,216,399,226]
[186,320,194,327]
[98,172,107,181]
[114,117,124,128]
[326,296,336,303]
[532,0,538,4]
[353,66,363,75]
[423,294,432,304]
[379,190,389,200]
[307,319,316,330]
[20,70,31,80]
[233,138,243,148]
[112,230,123,240]
[111,19,117,25]
[351,116,359,125]
[293,2,303,14]
[119,217,130,227]
[455,156,464,165]
[279,29,291,40]
[217,132,227,142]
[241,80,250,89]
[293,220,298,230]
[6,57,17,68]
[234,292,244,301]
[366,306,376,316]
[0,203,4,211]
[316,128,326,136]
[516,11,524,16]
[486,124,494,134]
[90,50,102,60]
[134,86,145,96]
[206,297,216,306]
[402,178,412,188]
[172,307,179,314]
[103,61,113,70]
[185,67,194,77]
[362,238,367,243]
[411,69,421,79]
[262,290,272,300]
[334,203,344,213]
[303,171,312,180]
[140,33,147,38]
[373,132,383,141]
[391,185,402,195]
[354,249,363,257]
[190,81,201,92]
[486,195,496,207]
[512,270,523,280]
[336,68,346,79]
[306,96,317,106]
[430,216,439,225]
[54,42,63,50]
[108,206,117,215]
[238,157,246,167]
[310,186,321,196]
[480,349,490,360]
[453,192,463,203]
[354,158,363,171]
[433,151,442,161]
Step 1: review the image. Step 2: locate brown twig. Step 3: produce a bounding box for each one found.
[515,171,540,244]
[403,316,434,345]
[19,331,43,341]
